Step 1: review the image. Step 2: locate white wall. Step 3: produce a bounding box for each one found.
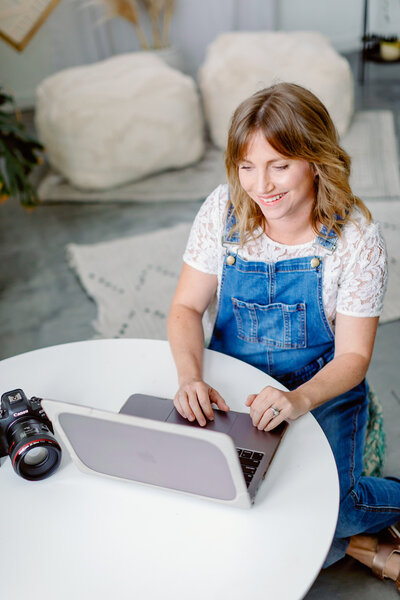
[278,0,364,52]
[278,0,400,51]
[0,0,277,108]
[1,0,399,108]
[368,0,400,37]
[0,0,103,108]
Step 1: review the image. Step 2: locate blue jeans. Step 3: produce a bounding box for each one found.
[312,380,400,567]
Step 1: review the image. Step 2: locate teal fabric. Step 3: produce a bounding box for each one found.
[362,388,387,477]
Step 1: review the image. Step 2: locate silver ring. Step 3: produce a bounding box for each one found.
[271,406,280,418]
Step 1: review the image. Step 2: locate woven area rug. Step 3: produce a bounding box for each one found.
[42,110,400,202]
[67,199,400,341]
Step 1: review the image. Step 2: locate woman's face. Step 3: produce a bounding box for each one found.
[238,130,316,232]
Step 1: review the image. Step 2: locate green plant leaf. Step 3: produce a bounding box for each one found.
[0,86,43,207]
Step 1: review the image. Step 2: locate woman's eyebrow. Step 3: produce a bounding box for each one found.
[239,157,286,164]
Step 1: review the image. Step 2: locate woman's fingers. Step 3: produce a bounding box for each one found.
[257,406,285,431]
[177,382,307,431]
[245,394,257,407]
[174,390,195,421]
[247,386,309,431]
[173,394,185,418]
[209,387,230,412]
[248,386,286,429]
[174,381,228,426]
[188,388,210,426]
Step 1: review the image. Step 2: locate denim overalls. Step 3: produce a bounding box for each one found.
[209,205,400,566]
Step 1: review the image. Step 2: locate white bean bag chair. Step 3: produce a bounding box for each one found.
[35,53,205,190]
[199,31,354,149]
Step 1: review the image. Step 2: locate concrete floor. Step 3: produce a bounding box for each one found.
[0,52,399,597]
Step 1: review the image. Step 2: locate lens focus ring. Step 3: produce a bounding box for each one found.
[8,419,62,481]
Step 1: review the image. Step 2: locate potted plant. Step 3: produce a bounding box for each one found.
[0,88,43,207]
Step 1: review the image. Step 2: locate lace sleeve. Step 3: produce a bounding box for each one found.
[183,185,226,274]
[336,221,388,317]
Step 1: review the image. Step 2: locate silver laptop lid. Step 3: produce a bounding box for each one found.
[41,399,252,508]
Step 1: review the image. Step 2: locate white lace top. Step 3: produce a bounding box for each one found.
[183,184,388,332]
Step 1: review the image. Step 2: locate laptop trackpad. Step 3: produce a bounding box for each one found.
[121,394,176,420]
[167,408,238,435]
[120,394,237,435]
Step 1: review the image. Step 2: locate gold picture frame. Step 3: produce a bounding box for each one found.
[0,0,61,51]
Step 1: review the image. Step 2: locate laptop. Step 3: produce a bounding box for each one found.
[41,393,288,509]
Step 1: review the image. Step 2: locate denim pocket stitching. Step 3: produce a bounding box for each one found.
[232,300,244,339]
[232,298,306,348]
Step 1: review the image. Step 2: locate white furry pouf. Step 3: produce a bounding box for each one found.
[35,53,205,190]
[199,31,354,149]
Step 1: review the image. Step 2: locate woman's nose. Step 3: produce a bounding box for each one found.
[256,170,274,194]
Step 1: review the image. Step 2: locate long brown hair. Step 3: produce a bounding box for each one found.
[225,82,371,242]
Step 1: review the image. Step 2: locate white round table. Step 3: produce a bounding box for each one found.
[0,339,339,600]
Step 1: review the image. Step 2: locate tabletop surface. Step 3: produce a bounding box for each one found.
[0,339,339,600]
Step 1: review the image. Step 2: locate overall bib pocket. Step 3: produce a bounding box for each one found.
[232,298,307,349]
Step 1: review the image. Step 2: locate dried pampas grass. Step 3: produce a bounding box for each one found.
[140,0,174,48]
[94,0,175,49]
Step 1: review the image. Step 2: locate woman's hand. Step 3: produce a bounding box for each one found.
[174,379,230,427]
[245,387,310,431]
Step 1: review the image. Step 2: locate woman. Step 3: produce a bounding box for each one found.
[167,83,400,587]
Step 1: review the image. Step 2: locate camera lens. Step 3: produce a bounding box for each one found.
[8,419,62,481]
[14,441,60,480]
[23,446,49,466]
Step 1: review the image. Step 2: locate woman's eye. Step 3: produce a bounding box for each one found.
[239,165,252,170]
[274,164,289,171]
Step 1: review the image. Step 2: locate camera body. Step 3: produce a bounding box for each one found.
[0,389,54,455]
[0,388,61,480]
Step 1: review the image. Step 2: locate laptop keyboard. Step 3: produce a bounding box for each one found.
[236,448,265,487]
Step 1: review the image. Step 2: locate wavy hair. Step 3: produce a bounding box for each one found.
[225,82,371,242]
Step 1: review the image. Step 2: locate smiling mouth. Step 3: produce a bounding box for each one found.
[258,192,288,205]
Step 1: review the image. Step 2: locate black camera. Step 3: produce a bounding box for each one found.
[0,388,61,481]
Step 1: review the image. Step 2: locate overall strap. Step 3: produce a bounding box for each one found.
[314,224,339,253]
[223,202,241,245]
